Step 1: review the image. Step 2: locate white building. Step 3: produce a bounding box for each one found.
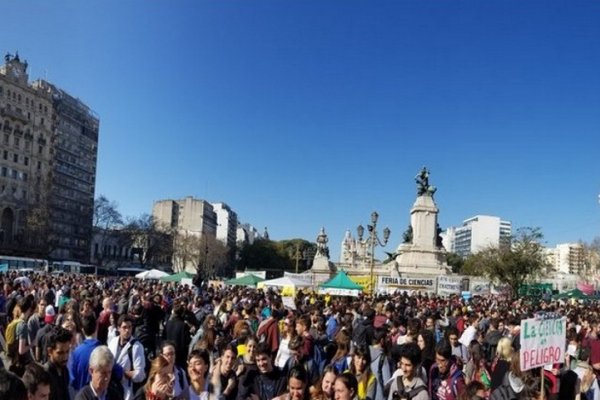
[212,202,238,250]
[550,243,584,274]
[236,223,260,246]
[448,215,512,258]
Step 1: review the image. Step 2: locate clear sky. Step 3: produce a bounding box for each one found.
[3,1,600,261]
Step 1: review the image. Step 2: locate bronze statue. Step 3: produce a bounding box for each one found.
[415,167,436,197]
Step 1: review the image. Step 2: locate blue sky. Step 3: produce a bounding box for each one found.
[3,1,600,261]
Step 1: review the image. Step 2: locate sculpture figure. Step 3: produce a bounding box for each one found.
[315,227,329,258]
[415,167,436,197]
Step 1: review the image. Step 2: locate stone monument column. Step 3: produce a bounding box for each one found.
[393,167,450,276]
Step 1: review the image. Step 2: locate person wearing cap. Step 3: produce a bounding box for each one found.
[34,305,56,363]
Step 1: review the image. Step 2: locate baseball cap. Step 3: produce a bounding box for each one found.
[44,305,56,324]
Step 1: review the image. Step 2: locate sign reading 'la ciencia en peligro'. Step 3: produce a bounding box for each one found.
[519,316,566,371]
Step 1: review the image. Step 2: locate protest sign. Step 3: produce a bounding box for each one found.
[520,315,566,371]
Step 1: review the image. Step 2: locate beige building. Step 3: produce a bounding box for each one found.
[0,53,99,262]
[0,53,54,251]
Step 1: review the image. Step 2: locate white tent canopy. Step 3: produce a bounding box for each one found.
[135,269,169,279]
[257,276,312,288]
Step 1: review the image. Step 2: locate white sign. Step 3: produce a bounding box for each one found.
[470,278,491,296]
[284,272,313,285]
[318,288,360,297]
[520,316,566,371]
[282,296,296,310]
[437,276,462,296]
[378,276,437,293]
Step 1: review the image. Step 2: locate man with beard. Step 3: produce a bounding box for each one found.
[44,326,74,400]
[237,343,287,400]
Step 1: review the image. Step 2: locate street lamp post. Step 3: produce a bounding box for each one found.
[357,211,390,294]
[291,244,308,274]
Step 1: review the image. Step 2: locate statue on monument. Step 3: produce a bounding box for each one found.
[415,167,436,197]
[315,227,330,258]
[402,225,413,244]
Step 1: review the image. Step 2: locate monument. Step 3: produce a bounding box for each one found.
[311,227,336,283]
[393,167,451,275]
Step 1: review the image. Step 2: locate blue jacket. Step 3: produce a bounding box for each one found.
[70,338,101,391]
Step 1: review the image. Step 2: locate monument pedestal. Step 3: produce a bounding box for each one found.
[393,192,450,275]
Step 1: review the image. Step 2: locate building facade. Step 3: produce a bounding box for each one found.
[550,243,585,275]
[44,82,99,262]
[153,196,217,235]
[212,202,238,250]
[0,53,99,262]
[0,54,56,255]
[448,215,512,258]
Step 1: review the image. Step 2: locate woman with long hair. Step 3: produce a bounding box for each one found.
[310,365,338,400]
[348,346,375,400]
[273,365,310,400]
[133,355,175,400]
[463,341,491,392]
[275,317,297,369]
[490,337,513,391]
[416,330,436,380]
[331,329,351,374]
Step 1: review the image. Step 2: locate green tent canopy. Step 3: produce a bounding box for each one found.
[224,274,265,287]
[160,271,195,282]
[553,288,599,300]
[319,271,364,296]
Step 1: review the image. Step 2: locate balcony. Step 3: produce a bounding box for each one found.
[0,107,28,123]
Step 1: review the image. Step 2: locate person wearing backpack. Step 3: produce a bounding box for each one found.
[386,342,429,400]
[5,294,35,376]
[370,328,392,400]
[428,340,465,400]
[108,314,146,400]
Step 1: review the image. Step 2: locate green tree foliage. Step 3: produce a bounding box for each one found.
[462,227,549,297]
[237,238,316,277]
[445,252,464,273]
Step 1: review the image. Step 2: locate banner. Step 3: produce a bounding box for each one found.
[349,275,372,293]
[180,278,194,287]
[520,316,566,371]
[437,276,462,296]
[470,278,491,296]
[284,272,313,285]
[282,296,296,310]
[319,287,361,297]
[378,276,437,293]
[236,271,266,279]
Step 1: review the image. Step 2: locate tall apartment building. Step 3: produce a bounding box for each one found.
[0,53,99,262]
[447,215,512,258]
[549,243,585,275]
[153,196,217,235]
[212,202,238,250]
[44,82,99,261]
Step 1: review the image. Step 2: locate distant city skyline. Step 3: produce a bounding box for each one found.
[2,1,599,262]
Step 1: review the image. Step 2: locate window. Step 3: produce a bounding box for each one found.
[13,154,18,163]
[11,169,17,179]
[2,150,6,160]
[22,173,27,182]
[1,167,6,177]
[24,157,28,166]
[38,145,43,154]
[37,161,41,170]
[14,137,19,148]
[3,134,8,144]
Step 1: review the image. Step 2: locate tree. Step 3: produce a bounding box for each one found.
[92,195,123,268]
[237,238,317,277]
[462,227,549,297]
[446,252,464,274]
[172,231,229,278]
[123,214,173,269]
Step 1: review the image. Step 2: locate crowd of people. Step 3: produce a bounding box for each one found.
[0,269,599,400]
